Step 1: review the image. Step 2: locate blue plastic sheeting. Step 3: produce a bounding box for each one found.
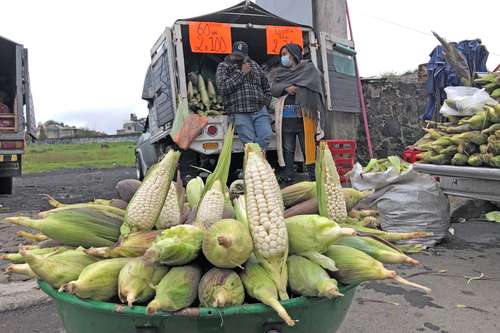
[423,39,489,120]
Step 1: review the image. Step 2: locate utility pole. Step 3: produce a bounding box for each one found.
[312,0,359,140]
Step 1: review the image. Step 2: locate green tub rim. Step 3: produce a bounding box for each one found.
[38,279,357,318]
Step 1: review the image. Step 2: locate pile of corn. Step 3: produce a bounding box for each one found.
[187,72,224,116]
[1,137,433,327]
[412,98,500,167]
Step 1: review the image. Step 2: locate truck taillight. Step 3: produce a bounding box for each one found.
[1,140,24,149]
[206,125,218,136]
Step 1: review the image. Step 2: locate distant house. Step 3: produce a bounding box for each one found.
[117,113,145,135]
[37,120,105,139]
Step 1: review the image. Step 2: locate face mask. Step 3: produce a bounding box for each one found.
[281,55,292,67]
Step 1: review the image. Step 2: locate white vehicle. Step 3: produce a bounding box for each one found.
[136,1,360,181]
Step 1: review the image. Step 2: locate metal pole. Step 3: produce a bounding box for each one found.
[345,1,374,158]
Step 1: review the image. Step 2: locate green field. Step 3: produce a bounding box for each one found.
[23,141,136,173]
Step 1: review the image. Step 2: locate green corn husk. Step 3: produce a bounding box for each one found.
[287,255,343,299]
[0,246,69,264]
[457,110,490,130]
[341,224,433,242]
[485,211,500,223]
[198,74,210,110]
[281,181,316,207]
[437,123,474,134]
[438,145,458,156]
[467,153,483,166]
[481,123,500,135]
[85,230,162,258]
[335,236,420,266]
[487,139,500,155]
[348,209,379,219]
[417,152,451,165]
[431,136,454,147]
[202,219,253,269]
[482,154,500,168]
[450,131,487,145]
[59,258,129,301]
[479,144,488,154]
[485,104,500,123]
[233,195,249,226]
[343,188,372,211]
[4,208,122,248]
[146,265,201,314]
[16,230,49,242]
[240,259,295,327]
[118,258,169,306]
[457,142,479,155]
[396,243,427,253]
[4,263,37,278]
[326,245,431,293]
[286,215,356,254]
[198,268,245,308]
[39,202,125,219]
[186,177,204,209]
[143,225,203,265]
[21,247,99,288]
[451,153,469,166]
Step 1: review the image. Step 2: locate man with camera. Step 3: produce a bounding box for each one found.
[215,41,273,151]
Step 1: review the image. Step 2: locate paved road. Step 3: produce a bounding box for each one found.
[1,221,498,333]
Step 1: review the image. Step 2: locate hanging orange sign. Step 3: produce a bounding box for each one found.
[189,21,232,54]
[266,26,303,55]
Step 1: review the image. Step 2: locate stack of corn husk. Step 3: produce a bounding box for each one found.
[187,72,224,116]
[412,91,500,167]
[1,138,434,327]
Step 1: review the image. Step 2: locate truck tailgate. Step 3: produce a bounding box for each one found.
[414,164,500,201]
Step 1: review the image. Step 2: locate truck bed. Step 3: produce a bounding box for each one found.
[413,164,500,201]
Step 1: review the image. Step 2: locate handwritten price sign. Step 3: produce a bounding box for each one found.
[189,21,232,54]
[266,26,303,55]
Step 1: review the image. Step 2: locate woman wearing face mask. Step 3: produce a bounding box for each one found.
[270,43,325,184]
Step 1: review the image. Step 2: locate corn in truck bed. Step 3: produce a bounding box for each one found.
[413,164,500,202]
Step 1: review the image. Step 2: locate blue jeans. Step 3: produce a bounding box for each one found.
[233,107,273,151]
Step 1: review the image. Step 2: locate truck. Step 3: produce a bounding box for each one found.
[0,36,36,194]
[135,1,361,181]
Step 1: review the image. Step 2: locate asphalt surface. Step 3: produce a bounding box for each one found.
[0,167,499,332]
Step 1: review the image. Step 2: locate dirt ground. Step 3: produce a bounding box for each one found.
[0,167,136,254]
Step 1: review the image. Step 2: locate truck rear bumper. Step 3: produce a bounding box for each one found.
[414,164,500,202]
[0,154,21,177]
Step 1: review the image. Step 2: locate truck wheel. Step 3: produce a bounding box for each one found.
[0,177,13,195]
[135,155,144,181]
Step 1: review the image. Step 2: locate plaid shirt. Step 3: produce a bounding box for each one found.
[215,57,272,114]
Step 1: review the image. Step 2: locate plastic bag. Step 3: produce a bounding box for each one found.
[357,169,450,246]
[349,163,414,192]
[439,86,497,117]
[170,100,208,150]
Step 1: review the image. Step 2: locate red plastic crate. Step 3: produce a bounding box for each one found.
[322,140,357,184]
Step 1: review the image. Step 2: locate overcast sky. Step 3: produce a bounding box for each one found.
[1,0,498,134]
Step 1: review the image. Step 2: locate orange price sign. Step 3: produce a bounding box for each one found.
[266,25,303,55]
[189,21,232,54]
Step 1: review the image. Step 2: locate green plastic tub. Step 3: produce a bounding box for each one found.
[39,280,357,333]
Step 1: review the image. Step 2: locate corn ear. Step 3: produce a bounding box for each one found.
[198,268,245,308]
[4,208,122,248]
[0,246,68,264]
[85,230,161,258]
[195,179,225,229]
[244,143,289,300]
[16,231,48,242]
[336,236,420,266]
[4,263,36,278]
[343,224,433,241]
[118,258,169,306]
[240,260,295,327]
[156,174,186,229]
[316,142,348,221]
[281,181,316,207]
[146,265,201,314]
[21,247,99,288]
[59,258,129,301]
[123,150,180,234]
[186,177,204,209]
[326,245,430,293]
[287,255,343,299]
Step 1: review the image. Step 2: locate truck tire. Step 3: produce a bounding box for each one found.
[135,155,145,181]
[0,177,13,195]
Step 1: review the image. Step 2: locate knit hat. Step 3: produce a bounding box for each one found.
[281,43,303,64]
